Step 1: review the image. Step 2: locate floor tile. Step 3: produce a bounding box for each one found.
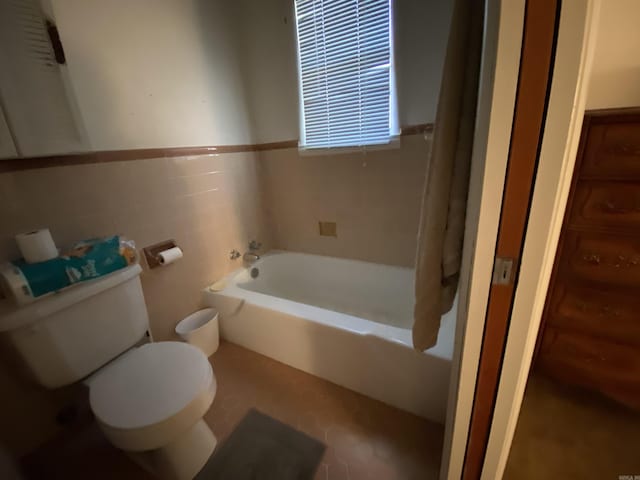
[21,341,443,479]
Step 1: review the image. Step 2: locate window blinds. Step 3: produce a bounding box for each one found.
[294,0,395,149]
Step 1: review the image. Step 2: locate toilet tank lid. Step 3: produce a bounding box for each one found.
[0,264,142,333]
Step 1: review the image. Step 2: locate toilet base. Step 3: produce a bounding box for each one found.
[126,419,217,480]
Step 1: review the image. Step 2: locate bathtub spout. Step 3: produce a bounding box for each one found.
[243,252,260,264]
[243,240,261,265]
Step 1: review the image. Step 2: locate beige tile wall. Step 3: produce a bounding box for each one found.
[259,133,429,267]
[0,151,271,342]
[0,153,269,455]
[0,135,428,456]
[0,151,271,456]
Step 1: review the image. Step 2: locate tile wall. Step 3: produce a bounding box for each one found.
[0,152,271,341]
[0,133,428,456]
[260,133,429,267]
[0,151,271,456]
[0,133,429,340]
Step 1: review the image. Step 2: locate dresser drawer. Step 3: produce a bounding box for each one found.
[560,230,640,287]
[583,122,640,178]
[547,284,640,346]
[570,181,640,229]
[539,327,640,409]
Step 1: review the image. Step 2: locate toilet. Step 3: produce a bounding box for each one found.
[87,342,216,479]
[0,264,217,480]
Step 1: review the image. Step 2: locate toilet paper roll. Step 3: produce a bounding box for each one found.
[15,229,58,264]
[158,247,183,266]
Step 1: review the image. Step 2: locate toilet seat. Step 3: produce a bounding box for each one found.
[89,342,216,451]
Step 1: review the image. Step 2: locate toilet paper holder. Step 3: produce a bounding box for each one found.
[143,239,180,269]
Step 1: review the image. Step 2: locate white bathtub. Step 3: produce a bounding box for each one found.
[203,251,455,423]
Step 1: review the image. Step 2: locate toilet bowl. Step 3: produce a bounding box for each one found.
[87,342,217,480]
[0,264,218,479]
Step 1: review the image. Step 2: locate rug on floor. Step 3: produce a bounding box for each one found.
[197,409,326,480]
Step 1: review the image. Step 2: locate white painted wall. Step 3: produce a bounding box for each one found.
[47,0,450,149]
[51,0,254,150]
[586,0,640,109]
[234,0,453,143]
[394,0,452,129]
[232,0,300,144]
[0,107,16,158]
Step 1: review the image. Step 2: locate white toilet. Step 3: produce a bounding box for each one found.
[0,264,217,480]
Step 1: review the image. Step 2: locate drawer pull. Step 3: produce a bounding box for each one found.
[598,304,622,317]
[613,255,640,268]
[582,253,601,265]
[579,253,640,268]
[600,200,640,214]
[574,300,622,317]
[609,143,640,155]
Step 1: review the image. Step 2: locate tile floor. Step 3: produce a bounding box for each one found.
[21,342,444,480]
[505,373,640,479]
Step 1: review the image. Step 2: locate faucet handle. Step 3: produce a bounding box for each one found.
[229,249,241,260]
[248,240,262,251]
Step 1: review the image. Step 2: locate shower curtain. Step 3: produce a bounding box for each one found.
[412,0,484,351]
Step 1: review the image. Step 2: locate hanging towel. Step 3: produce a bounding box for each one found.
[412,0,484,351]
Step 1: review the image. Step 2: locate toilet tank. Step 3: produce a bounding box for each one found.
[0,264,149,388]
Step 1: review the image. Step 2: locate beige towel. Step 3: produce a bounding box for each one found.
[412,0,484,351]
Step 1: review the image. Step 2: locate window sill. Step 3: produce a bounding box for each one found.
[297,136,401,156]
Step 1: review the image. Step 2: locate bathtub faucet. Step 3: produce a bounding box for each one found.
[243,240,262,264]
[243,252,260,264]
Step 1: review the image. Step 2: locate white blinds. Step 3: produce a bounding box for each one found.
[295,0,396,149]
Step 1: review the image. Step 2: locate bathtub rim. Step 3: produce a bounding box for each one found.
[205,250,455,361]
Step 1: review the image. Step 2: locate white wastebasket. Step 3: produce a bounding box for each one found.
[175,308,219,357]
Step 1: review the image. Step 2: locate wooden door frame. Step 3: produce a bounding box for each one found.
[462,0,561,477]
[440,0,525,477]
[480,1,600,478]
[442,1,598,478]
[440,0,525,480]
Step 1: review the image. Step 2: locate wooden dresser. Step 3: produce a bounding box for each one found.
[537,108,640,409]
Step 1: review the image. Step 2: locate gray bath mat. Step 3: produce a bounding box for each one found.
[196,409,326,480]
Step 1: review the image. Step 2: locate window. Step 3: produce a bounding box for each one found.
[294,0,398,149]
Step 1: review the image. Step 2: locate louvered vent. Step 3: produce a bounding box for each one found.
[0,0,84,156]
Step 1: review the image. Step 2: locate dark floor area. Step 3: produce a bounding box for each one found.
[505,373,640,479]
[19,342,444,480]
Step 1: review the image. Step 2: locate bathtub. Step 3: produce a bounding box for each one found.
[203,251,455,423]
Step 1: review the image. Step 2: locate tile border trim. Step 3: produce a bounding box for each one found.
[0,123,433,173]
